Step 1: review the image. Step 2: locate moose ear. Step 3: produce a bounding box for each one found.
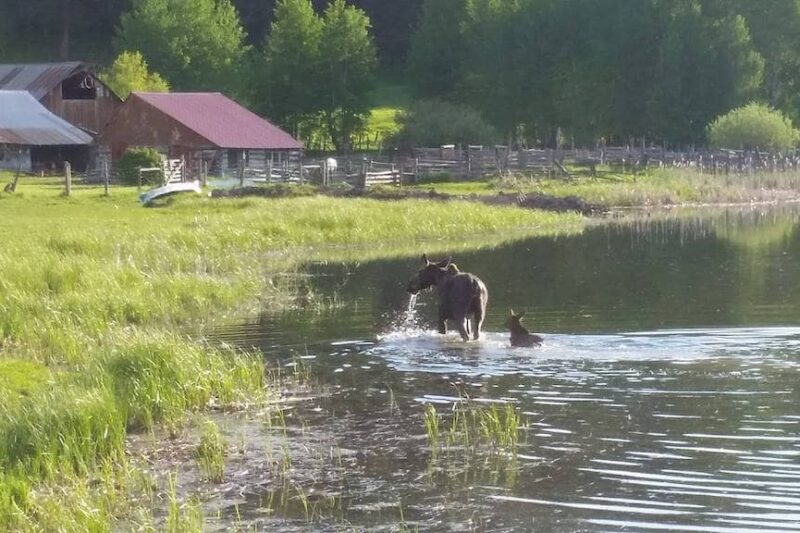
[435,256,452,268]
[509,308,515,317]
[421,253,429,264]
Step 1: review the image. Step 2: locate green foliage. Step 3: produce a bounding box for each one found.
[708,103,799,150]
[389,99,499,149]
[318,0,378,152]
[194,420,228,482]
[100,50,170,100]
[261,0,323,138]
[117,147,163,185]
[407,0,770,146]
[115,0,249,94]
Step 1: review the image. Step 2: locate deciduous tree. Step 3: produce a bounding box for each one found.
[318,0,377,152]
[100,50,169,99]
[115,0,249,94]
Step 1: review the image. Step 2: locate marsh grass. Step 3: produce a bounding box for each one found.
[409,168,800,207]
[425,400,524,457]
[195,420,228,483]
[0,178,579,529]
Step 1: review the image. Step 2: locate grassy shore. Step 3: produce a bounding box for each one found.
[0,176,582,530]
[410,168,800,207]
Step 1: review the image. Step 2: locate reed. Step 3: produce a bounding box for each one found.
[194,420,228,483]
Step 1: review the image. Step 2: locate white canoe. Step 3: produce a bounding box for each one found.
[139,181,202,205]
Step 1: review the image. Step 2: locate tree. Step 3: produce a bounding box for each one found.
[406,0,466,99]
[261,0,324,138]
[648,2,763,145]
[734,0,800,120]
[708,103,799,150]
[100,51,169,99]
[115,0,249,94]
[389,99,499,149]
[318,0,377,152]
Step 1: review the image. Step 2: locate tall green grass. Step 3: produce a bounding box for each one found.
[409,168,800,207]
[0,177,582,529]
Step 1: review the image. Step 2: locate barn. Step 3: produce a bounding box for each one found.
[0,91,93,172]
[0,62,122,136]
[96,92,303,178]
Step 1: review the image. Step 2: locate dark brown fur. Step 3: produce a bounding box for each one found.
[407,255,488,341]
[508,309,543,347]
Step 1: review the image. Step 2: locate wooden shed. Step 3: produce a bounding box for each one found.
[0,91,93,172]
[0,62,122,135]
[96,92,303,178]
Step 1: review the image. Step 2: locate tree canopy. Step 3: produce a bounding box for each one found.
[100,51,170,99]
[2,0,800,148]
[114,0,249,95]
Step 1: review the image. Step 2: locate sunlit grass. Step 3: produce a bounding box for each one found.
[0,176,582,529]
[408,168,800,207]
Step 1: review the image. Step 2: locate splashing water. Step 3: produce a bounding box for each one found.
[401,293,419,330]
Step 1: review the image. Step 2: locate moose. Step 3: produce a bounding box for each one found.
[508,309,543,347]
[406,254,488,341]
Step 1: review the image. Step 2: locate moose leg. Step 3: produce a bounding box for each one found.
[455,315,470,341]
[438,317,448,335]
[472,305,484,341]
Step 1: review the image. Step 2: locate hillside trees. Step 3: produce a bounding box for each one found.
[115,0,249,94]
[407,0,767,147]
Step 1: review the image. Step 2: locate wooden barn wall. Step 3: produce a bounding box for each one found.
[95,97,214,160]
[41,82,121,136]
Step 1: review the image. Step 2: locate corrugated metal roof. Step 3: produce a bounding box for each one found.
[0,91,93,146]
[0,62,85,100]
[132,92,303,150]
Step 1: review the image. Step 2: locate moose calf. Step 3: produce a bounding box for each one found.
[508,309,543,347]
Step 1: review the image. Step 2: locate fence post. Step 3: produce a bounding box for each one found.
[360,160,368,189]
[267,159,273,185]
[298,154,304,186]
[103,160,110,196]
[64,161,71,197]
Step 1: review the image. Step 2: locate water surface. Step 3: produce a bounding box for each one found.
[212,205,800,531]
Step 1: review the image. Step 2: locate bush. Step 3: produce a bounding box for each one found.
[707,103,799,151]
[388,99,499,149]
[117,147,163,185]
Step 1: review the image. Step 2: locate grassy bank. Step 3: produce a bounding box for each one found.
[410,168,800,207]
[0,177,582,530]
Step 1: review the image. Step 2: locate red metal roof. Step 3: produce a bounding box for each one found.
[132,92,303,150]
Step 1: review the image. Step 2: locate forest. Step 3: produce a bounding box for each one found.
[2,0,800,149]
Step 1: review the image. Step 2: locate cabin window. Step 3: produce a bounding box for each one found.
[61,72,97,100]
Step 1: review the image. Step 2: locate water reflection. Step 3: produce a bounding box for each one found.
[212,204,800,531]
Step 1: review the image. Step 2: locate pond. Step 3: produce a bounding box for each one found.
[209,205,800,532]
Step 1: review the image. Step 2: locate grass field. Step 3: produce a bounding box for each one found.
[0,175,583,530]
[409,168,800,207]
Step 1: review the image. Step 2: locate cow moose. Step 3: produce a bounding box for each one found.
[406,254,488,341]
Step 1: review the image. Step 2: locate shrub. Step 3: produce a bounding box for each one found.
[707,103,799,151]
[388,99,499,149]
[117,147,163,185]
